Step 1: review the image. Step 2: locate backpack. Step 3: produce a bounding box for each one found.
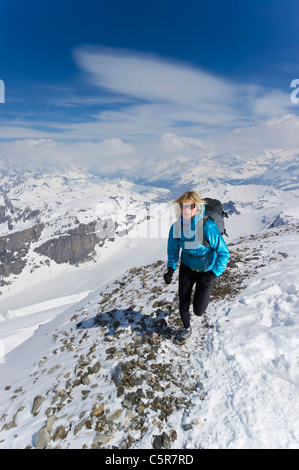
[202,198,228,248]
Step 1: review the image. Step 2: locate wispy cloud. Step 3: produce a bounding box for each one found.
[73,46,237,107]
[275,62,299,74]
[73,46,296,128]
[72,45,246,137]
[0,137,136,168]
[209,114,299,155]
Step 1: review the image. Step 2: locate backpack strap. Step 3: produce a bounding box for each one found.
[202,216,211,248]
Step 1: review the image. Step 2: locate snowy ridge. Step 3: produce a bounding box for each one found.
[95,147,299,191]
[0,161,170,297]
[0,160,170,236]
[1,150,298,298]
[0,220,298,449]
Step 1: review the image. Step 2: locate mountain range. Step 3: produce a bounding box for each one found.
[1,147,298,295]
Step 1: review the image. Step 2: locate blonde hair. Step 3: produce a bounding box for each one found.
[173,190,205,218]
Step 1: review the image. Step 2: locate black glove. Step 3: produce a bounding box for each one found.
[164,267,174,284]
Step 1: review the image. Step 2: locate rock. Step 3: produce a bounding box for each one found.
[137,357,145,367]
[152,432,171,449]
[89,361,101,374]
[91,403,105,417]
[112,366,124,387]
[4,421,17,430]
[52,425,68,441]
[106,347,117,355]
[153,383,163,392]
[74,419,89,436]
[128,376,143,387]
[136,403,146,415]
[93,433,115,445]
[87,343,97,356]
[81,390,90,400]
[108,409,122,421]
[0,223,44,277]
[132,335,143,345]
[34,221,101,265]
[119,435,135,449]
[47,364,62,375]
[122,396,134,410]
[150,333,161,345]
[45,416,56,433]
[31,396,45,416]
[183,423,193,431]
[81,373,91,385]
[38,357,48,367]
[124,409,135,425]
[35,426,51,449]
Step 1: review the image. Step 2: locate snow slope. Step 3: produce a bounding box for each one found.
[193,226,299,449]
[0,149,299,449]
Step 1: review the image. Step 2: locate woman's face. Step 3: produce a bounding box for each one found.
[180,199,197,221]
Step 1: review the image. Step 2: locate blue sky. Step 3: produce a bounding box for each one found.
[0,0,299,165]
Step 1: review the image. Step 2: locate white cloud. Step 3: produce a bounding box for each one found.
[160,133,205,152]
[252,90,293,118]
[207,114,299,156]
[73,46,236,107]
[1,46,299,167]
[71,46,298,138]
[1,115,299,174]
[0,126,49,139]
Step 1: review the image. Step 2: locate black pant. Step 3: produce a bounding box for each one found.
[179,262,216,328]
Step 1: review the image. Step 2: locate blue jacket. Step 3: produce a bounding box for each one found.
[167,209,230,277]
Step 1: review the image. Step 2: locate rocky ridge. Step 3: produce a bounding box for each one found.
[0,223,295,449]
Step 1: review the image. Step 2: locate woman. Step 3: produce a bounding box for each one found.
[164,190,230,344]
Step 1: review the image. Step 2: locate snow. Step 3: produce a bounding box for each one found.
[0,160,299,449]
[0,292,91,358]
[194,237,299,449]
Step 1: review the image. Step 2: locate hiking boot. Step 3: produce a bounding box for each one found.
[174,327,192,345]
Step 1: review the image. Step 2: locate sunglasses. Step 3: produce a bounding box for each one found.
[180,203,196,210]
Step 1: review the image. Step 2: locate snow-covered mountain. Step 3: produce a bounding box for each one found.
[93,145,299,191]
[0,218,298,449]
[1,147,298,300]
[0,159,171,301]
[0,148,299,449]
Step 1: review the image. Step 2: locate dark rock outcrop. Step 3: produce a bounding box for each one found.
[0,223,44,277]
[34,222,99,265]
